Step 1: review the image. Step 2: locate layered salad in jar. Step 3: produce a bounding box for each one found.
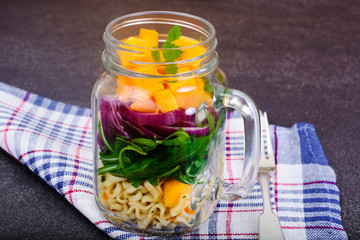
[96,26,225,230]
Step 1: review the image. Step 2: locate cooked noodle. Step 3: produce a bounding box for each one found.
[98,173,194,229]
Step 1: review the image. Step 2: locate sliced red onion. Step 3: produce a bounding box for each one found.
[176,120,198,127]
[120,110,163,139]
[145,125,209,137]
[120,104,185,126]
[100,97,113,143]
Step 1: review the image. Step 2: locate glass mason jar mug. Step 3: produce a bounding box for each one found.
[92,11,261,237]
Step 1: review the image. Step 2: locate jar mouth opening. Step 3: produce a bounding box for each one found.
[104,11,216,51]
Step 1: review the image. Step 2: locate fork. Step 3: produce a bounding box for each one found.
[258,112,285,240]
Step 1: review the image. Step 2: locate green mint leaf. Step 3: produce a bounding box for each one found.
[163,48,183,62]
[162,41,176,49]
[164,64,179,74]
[164,80,178,83]
[151,50,161,62]
[166,25,182,43]
[161,25,184,74]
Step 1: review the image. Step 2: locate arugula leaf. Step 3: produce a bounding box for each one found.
[133,138,158,151]
[98,163,120,175]
[206,111,215,132]
[157,165,181,178]
[98,120,114,152]
[176,171,197,184]
[100,141,121,164]
[156,128,191,146]
[131,180,141,188]
[148,177,159,186]
[185,157,206,177]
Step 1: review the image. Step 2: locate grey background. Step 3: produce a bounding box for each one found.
[1,0,359,239]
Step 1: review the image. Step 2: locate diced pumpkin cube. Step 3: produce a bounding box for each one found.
[115,76,134,102]
[139,28,159,48]
[173,87,202,110]
[181,45,206,60]
[173,36,200,47]
[167,78,198,93]
[153,89,178,113]
[131,66,161,76]
[129,66,164,95]
[195,77,205,90]
[173,86,212,110]
[177,66,192,73]
[133,78,165,96]
[162,179,192,208]
[130,88,158,112]
[118,37,152,67]
[123,37,149,47]
[173,36,206,59]
[173,36,206,69]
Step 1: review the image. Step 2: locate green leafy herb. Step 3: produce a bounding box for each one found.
[164,63,179,74]
[98,120,114,152]
[217,71,225,85]
[100,176,105,182]
[97,110,225,187]
[162,44,183,62]
[151,49,161,62]
[206,111,215,132]
[148,177,159,186]
[157,165,181,178]
[150,25,183,74]
[185,157,206,177]
[165,25,182,43]
[131,181,141,188]
[164,80,178,84]
[98,163,120,175]
[201,77,214,95]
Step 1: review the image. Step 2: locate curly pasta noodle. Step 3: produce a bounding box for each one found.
[98,173,195,229]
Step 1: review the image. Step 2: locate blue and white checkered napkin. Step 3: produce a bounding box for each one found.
[0,81,347,239]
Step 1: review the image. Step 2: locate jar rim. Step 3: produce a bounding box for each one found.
[104,11,216,51]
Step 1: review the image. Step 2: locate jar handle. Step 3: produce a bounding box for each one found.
[220,88,261,201]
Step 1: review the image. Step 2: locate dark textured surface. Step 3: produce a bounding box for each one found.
[1,0,359,239]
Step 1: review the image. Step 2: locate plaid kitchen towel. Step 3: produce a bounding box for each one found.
[0,81,347,240]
